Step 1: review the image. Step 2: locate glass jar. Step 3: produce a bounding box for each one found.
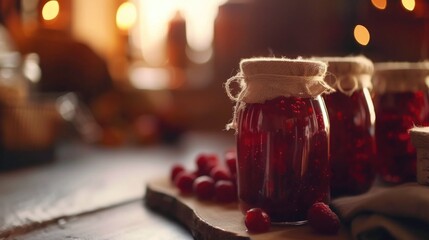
[317,56,376,197]
[373,62,429,184]
[0,52,28,105]
[226,58,333,224]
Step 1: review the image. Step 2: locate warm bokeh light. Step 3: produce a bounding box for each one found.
[130,67,171,90]
[130,0,227,66]
[133,0,177,66]
[401,0,415,11]
[42,0,60,21]
[72,0,116,60]
[371,0,387,10]
[354,25,370,46]
[182,0,217,52]
[116,2,137,31]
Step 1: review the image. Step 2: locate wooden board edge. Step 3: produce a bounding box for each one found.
[145,183,249,240]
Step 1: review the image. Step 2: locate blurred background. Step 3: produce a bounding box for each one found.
[0,0,428,152]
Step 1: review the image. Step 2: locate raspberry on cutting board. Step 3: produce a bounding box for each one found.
[307,202,340,235]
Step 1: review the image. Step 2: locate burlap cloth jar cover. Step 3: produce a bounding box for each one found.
[225,57,334,130]
[373,61,429,94]
[315,55,374,96]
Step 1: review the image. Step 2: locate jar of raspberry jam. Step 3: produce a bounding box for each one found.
[226,58,334,224]
[316,56,376,197]
[373,62,429,184]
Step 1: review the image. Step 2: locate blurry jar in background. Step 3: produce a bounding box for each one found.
[0,25,63,170]
[373,62,429,184]
[318,56,376,197]
[0,25,28,105]
[226,58,334,224]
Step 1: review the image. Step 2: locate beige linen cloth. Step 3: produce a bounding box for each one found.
[332,183,429,240]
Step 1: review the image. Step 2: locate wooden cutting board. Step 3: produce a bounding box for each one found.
[145,178,350,240]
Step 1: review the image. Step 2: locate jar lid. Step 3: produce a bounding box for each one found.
[373,62,429,93]
[225,57,334,130]
[230,57,334,103]
[313,56,374,95]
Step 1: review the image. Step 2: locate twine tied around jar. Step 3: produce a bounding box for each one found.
[225,57,335,130]
[324,74,373,96]
[314,56,374,96]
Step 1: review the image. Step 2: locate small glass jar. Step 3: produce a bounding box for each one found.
[317,56,376,197]
[373,62,429,184]
[0,52,28,105]
[226,58,333,224]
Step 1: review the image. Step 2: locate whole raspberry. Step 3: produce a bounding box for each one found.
[174,172,196,195]
[170,164,185,182]
[210,166,232,182]
[224,151,237,175]
[214,180,237,203]
[307,202,340,235]
[244,208,271,233]
[193,176,215,200]
[196,153,219,176]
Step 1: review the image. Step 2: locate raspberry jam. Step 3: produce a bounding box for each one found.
[320,56,376,197]
[236,96,330,224]
[323,89,376,197]
[316,56,376,197]
[374,91,429,183]
[373,63,429,184]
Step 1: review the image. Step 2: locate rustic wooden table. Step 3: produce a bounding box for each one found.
[0,132,349,240]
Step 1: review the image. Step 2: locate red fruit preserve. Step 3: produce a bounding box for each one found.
[226,58,334,224]
[237,96,331,223]
[317,57,376,197]
[373,63,429,184]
